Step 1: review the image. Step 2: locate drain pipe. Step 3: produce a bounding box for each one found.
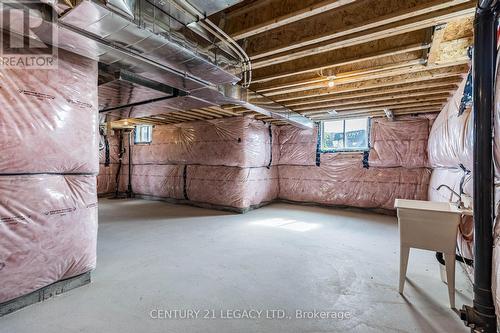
[126,129,133,198]
[460,1,498,331]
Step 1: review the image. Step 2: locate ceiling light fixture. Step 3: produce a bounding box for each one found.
[327,75,336,88]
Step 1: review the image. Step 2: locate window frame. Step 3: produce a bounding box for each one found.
[134,125,153,145]
[319,117,371,153]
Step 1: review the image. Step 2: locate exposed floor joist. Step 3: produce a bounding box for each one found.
[114,0,474,127]
[271,64,468,102]
[247,0,474,64]
[211,0,357,41]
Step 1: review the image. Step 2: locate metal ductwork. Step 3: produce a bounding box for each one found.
[58,0,242,86]
[0,0,314,129]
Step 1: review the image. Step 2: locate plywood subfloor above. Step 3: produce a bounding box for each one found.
[211,0,474,121]
[110,1,474,127]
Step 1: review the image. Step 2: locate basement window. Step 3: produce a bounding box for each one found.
[320,118,369,152]
[134,125,153,144]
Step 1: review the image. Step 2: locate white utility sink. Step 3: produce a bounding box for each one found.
[395,199,472,309]
[395,199,472,216]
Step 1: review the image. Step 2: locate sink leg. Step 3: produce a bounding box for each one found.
[444,253,456,308]
[399,246,410,294]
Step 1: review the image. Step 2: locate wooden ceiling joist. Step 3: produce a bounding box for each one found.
[190,108,224,118]
[283,83,460,107]
[427,24,447,64]
[292,90,452,112]
[114,0,474,127]
[252,54,426,93]
[247,0,474,65]
[206,106,240,116]
[212,0,356,41]
[301,97,449,115]
[258,61,467,96]
[309,107,442,120]
[271,64,468,102]
[251,29,431,82]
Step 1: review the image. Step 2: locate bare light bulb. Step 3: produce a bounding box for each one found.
[328,79,335,88]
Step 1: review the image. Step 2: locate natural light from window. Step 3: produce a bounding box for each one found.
[251,218,320,232]
[134,125,153,144]
[321,117,369,151]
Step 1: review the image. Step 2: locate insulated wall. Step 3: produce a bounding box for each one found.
[0,49,98,303]
[0,50,99,174]
[428,77,473,171]
[97,133,121,195]
[368,118,430,168]
[130,117,279,167]
[116,117,279,211]
[426,74,475,262]
[277,119,432,211]
[103,113,433,213]
[279,154,430,210]
[277,125,317,165]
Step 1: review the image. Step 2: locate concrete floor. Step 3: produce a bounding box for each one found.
[1,199,472,333]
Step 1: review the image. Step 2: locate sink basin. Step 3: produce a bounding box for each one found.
[394,199,473,216]
[394,199,472,308]
[395,199,470,253]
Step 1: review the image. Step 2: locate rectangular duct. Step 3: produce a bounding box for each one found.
[0,0,314,128]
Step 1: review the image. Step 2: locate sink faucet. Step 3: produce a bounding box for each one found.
[437,184,464,209]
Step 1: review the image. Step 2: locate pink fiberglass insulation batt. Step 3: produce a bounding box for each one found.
[99,134,122,165]
[0,175,98,303]
[97,164,120,195]
[118,164,278,209]
[428,76,473,171]
[278,154,430,210]
[129,117,277,168]
[277,125,318,166]
[98,134,122,195]
[0,48,99,174]
[120,164,185,200]
[428,168,474,260]
[186,165,279,208]
[369,118,430,168]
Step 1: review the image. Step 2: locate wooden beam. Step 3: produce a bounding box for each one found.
[271,64,468,102]
[251,52,425,92]
[427,24,447,64]
[163,113,195,122]
[252,30,431,82]
[283,82,460,107]
[259,61,467,96]
[140,116,174,125]
[205,106,240,116]
[181,110,213,120]
[308,104,444,117]
[301,97,449,114]
[217,0,356,41]
[189,108,224,118]
[309,107,442,120]
[245,0,473,60]
[251,1,475,67]
[291,90,452,111]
